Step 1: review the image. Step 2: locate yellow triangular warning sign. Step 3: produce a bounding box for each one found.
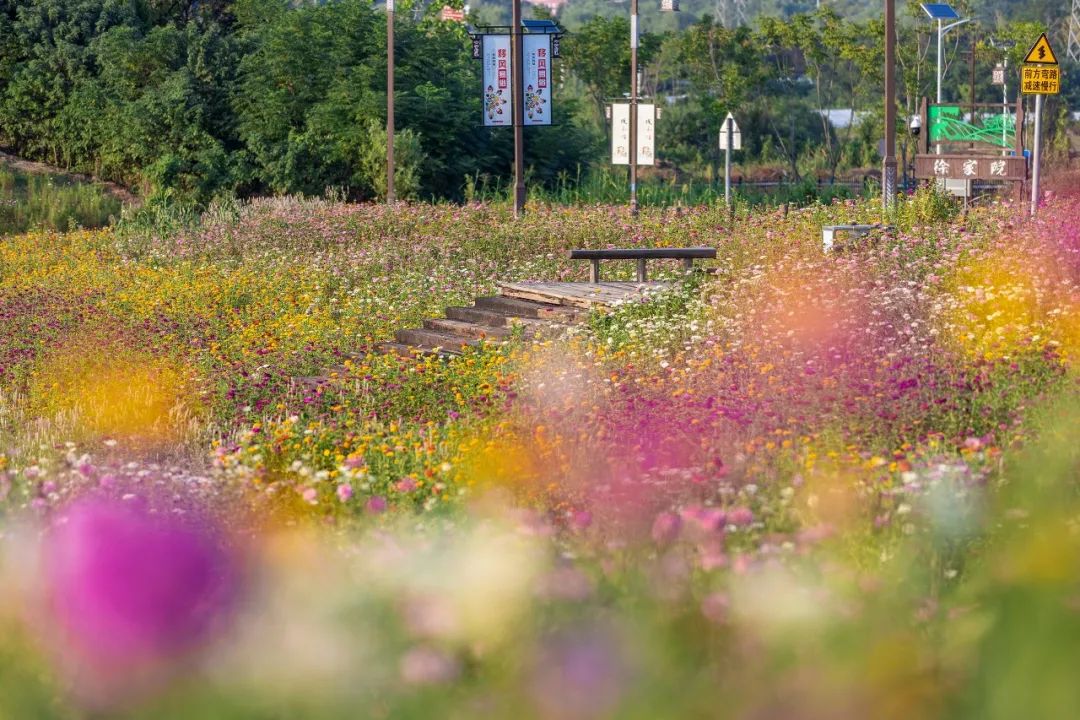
[1023,33,1058,65]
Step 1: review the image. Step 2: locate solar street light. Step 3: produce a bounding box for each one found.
[921,3,971,106]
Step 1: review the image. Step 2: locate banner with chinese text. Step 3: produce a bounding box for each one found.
[612,103,629,164]
[522,34,552,126]
[611,104,655,165]
[638,104,655,165]
[482,35,511,126]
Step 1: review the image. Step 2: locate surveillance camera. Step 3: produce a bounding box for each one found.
[909,114,922,137]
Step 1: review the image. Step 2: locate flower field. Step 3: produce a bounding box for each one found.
[1,187,1079,718]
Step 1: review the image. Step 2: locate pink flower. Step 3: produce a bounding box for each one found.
[728,507,754,527]
[336,483,353,503]
[650,511,682,545]
[301,487,318,504]
[680,506,726,534]
[701,592,729,624]
[569,510,593,531]
[366,496,388,514]
[396,477,418,493]
[400,646,460,685]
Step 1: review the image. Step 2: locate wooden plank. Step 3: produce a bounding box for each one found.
[499,282,590,308]
[498,281,672,308]
[499,282,615,308]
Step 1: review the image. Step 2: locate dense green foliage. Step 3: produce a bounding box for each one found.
[0,0,1072,204]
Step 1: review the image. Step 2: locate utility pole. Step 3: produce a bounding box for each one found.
[629,0,639,216]
[511,0,526,217]
[386,0,395,203]
[883,0,897,212]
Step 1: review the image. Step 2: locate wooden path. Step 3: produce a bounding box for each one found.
[377,281,669,357]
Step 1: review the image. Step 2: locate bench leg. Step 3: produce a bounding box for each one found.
[822,229,834,253]
[636,258,647,283]
[590,259,600,284]
[681,258,693,273]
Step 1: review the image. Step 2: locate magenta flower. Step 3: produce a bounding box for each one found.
[43,499,239,696]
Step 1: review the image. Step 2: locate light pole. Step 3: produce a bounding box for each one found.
[629,0,640,216]
[922,4,970,153]
[883,0,897,211]
[628,0,678,217]
[990,38,1016,156]
[387,0,395,203]
[512,0,525,217]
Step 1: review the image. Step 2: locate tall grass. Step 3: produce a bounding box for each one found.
[0,167,122,234]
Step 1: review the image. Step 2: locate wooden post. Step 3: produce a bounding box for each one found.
[590,259,601,283]
[636,258,647,282]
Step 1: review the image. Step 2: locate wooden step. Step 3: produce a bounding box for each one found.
[473,295,581,321]
[423,317,512,340]
[444,306,513,327]
[395,328,479,353]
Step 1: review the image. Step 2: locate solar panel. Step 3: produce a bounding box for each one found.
[522,19,560,32]
[921,3,959,19]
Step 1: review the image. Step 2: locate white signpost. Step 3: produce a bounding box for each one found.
[719,112,741,207]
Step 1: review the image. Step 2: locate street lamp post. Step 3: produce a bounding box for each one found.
[883,0,897,211]
[990,38,1016,156]
[628,0,677,217]
[936,19,972,103]
[629,0,639,216]
[387,0,395,203]
[922,4,970,154]
[512,0,525,218]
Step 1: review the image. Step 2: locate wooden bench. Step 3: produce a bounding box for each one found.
[821,224,894,253]
[569,247,717,283]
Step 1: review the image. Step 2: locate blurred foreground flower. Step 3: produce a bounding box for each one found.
[42,498,240,705]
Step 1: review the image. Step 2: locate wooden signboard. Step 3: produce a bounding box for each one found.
[913,154,1027,181]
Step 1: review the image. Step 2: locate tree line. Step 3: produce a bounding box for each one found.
[0,0,1071,204]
